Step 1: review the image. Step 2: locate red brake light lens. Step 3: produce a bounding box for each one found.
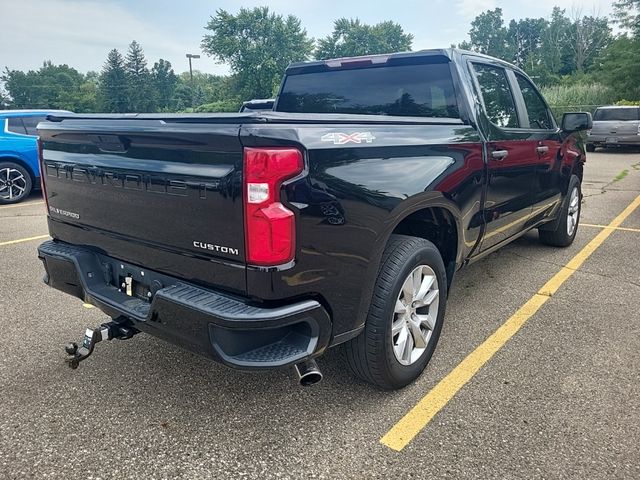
[244,147,303,266]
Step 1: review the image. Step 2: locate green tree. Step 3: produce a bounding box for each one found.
[568,14,611,72]
[193,98,242,112]
[613,0,640,36]
[151,59,177,110]
[125,40,155,112]
[1,62,88,110]
[73,75,99,112]
[596,0,640,100]
[314,18,413,59]
[466,8,511,59]
[2,68,34,108]
[172,71,232,109]
[0,89,8,109]
[595,36,640,100]
[99,49,128,112]
[507,18,547,69]
[539,7,572,75]
[172,82,194,111]
[201,7,314,100]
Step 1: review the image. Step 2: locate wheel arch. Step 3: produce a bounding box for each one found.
[390,206,460,289]
[571,157,584,184]
[353,195,465,335]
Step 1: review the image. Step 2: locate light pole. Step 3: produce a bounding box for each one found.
[185,53,200,81]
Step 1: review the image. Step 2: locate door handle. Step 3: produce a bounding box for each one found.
[491,150,508,161]
[536,146,549,154]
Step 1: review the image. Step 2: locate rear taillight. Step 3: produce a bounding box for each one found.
[244,147,303,266]
[37,138,49,212]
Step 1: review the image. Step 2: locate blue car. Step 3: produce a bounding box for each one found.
[0,110,70,204]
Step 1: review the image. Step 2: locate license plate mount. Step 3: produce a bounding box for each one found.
[119,274,151,301]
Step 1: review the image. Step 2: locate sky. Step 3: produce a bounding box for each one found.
[0,0,616,76]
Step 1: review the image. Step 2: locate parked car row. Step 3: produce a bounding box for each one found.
[587,105,640,152]
[0,110,69,204]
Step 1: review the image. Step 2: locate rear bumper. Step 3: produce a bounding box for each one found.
[587,134,640,145]
[38,240,332,369]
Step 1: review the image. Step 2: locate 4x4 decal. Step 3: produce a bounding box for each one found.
[321,132,376,145]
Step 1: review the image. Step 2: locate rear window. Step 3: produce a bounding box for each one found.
[6,117,27,135]
[594,108,639,121]
[277,63,460,118]
[22,116,46,136]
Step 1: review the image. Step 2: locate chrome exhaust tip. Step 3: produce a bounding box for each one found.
[294,358,323,386]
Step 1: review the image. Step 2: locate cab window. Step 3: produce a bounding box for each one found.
[515,74,554,129]
[472,63,519,128]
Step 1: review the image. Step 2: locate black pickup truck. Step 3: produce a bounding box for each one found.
[37,49,591,389]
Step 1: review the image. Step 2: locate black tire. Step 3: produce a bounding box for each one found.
[539,175,581,247]
[586,143,596,153]
[0,162,33,205]
[344,235,447,390]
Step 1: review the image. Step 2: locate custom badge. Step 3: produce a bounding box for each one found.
[321,132,376,145]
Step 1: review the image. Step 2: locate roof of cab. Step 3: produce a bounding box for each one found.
[286,49,452,75]
[285,48,520,75]
[0,109,71,118]
[595,105,640,109]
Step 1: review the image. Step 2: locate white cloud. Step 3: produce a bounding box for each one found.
[456,0,614,21]
[456,0,497,18]
[0,0,619,78]
[0,0,228,75]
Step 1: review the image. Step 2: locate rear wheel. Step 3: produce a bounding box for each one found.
[539,175,581,247]
[0,162,32,205]
[344,235,447,390]
[586,143,595,153]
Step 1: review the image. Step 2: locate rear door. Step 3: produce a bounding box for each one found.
[469,61,539,252]
[512,72,564,223]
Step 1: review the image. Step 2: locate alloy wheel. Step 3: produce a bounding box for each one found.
[567,186,580,236]
[391,265,440,366]
[0,167,28,201]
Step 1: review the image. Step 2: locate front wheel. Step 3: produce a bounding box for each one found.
[344,235,447,390]
[539,175,581,247]
[0,162,33,205]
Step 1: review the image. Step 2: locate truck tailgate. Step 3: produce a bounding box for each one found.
[38,117,247,294]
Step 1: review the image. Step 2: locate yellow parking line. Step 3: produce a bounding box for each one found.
[0,234,49,247]
[0,201,45,210]
[381,194,640,452]
[581,223,640,234]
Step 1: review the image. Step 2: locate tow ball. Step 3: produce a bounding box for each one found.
[64,317,137,369]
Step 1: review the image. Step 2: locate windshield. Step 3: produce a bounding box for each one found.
[277,62,460,118]
[593,108,639,121]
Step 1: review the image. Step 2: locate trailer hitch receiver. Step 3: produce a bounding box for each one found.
[64,318,137,369]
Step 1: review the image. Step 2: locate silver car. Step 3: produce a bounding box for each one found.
[587,105,640,152]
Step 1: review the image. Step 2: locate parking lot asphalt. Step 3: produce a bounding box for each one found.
[1,150,639,479]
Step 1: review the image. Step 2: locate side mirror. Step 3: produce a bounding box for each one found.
[561,112,593,132]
